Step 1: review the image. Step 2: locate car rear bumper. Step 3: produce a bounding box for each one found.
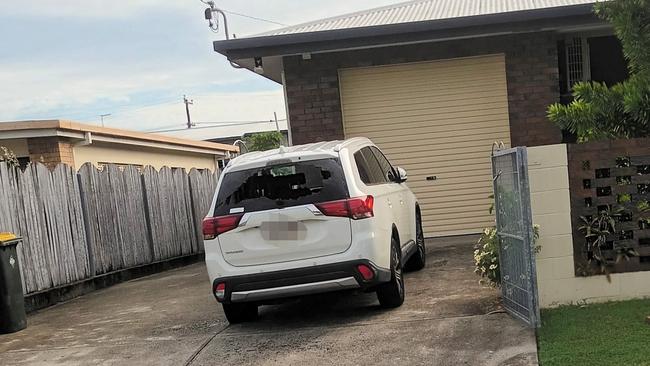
[212,260,391,304]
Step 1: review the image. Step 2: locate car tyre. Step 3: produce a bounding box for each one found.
[222,303,258,324]
[377,238,405,308]
[405,211,426,271]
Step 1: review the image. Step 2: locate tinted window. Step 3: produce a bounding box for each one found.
[354,151,372,184]
[371,146,397,182]
[214,158,348,216]
[354,147,388,185]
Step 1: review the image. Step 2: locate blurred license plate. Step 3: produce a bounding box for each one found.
[260,221,307,240]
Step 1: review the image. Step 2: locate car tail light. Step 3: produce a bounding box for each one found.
[214,282,226,302]
[356,264,375,281]
[202,214,243,240]
[315,196,374,220]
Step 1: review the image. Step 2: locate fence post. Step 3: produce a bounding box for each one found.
[140,172,156,261]
[76,171,95,277]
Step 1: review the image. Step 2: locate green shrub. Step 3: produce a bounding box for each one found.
[474,225,540,287]
[474,227,500,286]
[547,0,650,142]
[0,146,18,168]
[244,131,285,152]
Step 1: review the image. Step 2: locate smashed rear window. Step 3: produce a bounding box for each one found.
[214,158,348,216]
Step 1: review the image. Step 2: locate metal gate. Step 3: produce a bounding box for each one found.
[491,145,540,328]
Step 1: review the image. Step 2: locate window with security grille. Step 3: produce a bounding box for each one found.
[566,37,586,89]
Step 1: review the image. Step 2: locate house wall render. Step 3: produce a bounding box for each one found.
[73,142,218,171]
[0,139,29,157]
[3,135,222,171]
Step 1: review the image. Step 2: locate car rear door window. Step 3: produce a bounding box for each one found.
[354,151,372,184]
[370,146,397,182]
[354,147,388,185]
[214,158,348,216]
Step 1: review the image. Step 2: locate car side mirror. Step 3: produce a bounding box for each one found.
[396,167,408,183]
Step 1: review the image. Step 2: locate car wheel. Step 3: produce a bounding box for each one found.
[405,211,426,271]
[377,238,405,308]
[222,303,258,324]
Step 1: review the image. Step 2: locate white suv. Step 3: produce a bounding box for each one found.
[203,138,426,323]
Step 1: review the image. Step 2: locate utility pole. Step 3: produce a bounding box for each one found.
[99,114,111,127]
[183,95,194,129]
[273,112,280,132]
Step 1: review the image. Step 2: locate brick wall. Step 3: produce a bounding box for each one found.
[568,138,650,276]
[284,32,562,147]
[27,137,75,168]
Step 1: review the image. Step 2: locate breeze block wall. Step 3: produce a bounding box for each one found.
[567,138,650,276]
[529,143,650,307]
[283,32,562,147]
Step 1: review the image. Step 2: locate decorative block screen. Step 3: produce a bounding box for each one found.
[568,139,650,276]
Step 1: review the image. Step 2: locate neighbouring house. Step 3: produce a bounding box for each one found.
[0,120,239,171]
[213,0,628,238]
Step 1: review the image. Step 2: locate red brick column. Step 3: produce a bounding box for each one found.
[27,137,75,169]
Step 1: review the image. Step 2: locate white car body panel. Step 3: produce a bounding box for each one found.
[204,137,418,295]
[218,205,352,267]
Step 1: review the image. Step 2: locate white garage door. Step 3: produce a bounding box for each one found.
[340,54,511,237]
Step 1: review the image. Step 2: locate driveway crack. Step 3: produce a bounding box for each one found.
[183,324,229,366]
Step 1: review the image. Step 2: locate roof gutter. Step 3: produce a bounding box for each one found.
[74,132,93,147]
[214,4,598,58]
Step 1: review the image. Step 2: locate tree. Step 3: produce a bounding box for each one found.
[548,0,650,142]
[244,131,284,152]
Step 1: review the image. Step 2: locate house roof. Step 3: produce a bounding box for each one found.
[213,0,605,82]
[0,120,239,154]
[257,0,598,37]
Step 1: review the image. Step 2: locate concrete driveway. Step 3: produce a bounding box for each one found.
[0,236,537,365]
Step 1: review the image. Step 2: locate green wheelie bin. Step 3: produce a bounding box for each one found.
[0,234,27,334]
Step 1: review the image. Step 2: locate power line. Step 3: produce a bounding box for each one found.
[60,97,183,121]
[60,91,284,121]
[195,118,287,125]
[149,119,287,133]
[222,9,287,26]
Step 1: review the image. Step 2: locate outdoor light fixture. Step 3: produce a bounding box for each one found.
[254,57,264,74]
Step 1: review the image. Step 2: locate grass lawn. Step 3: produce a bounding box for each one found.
[537,299,650,366]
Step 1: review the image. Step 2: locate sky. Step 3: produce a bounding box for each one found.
[0,0,402,140]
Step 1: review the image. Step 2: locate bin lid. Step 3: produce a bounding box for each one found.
[0,232,21,246]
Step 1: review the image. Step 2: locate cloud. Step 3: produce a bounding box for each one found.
[0,0,193,19]
[116,90,288,140]
[0,0,404,138]
[0,57,264,121]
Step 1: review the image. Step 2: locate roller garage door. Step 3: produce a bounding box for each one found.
[340,54,511,237]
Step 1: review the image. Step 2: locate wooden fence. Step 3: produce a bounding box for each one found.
[0,162,218,294]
